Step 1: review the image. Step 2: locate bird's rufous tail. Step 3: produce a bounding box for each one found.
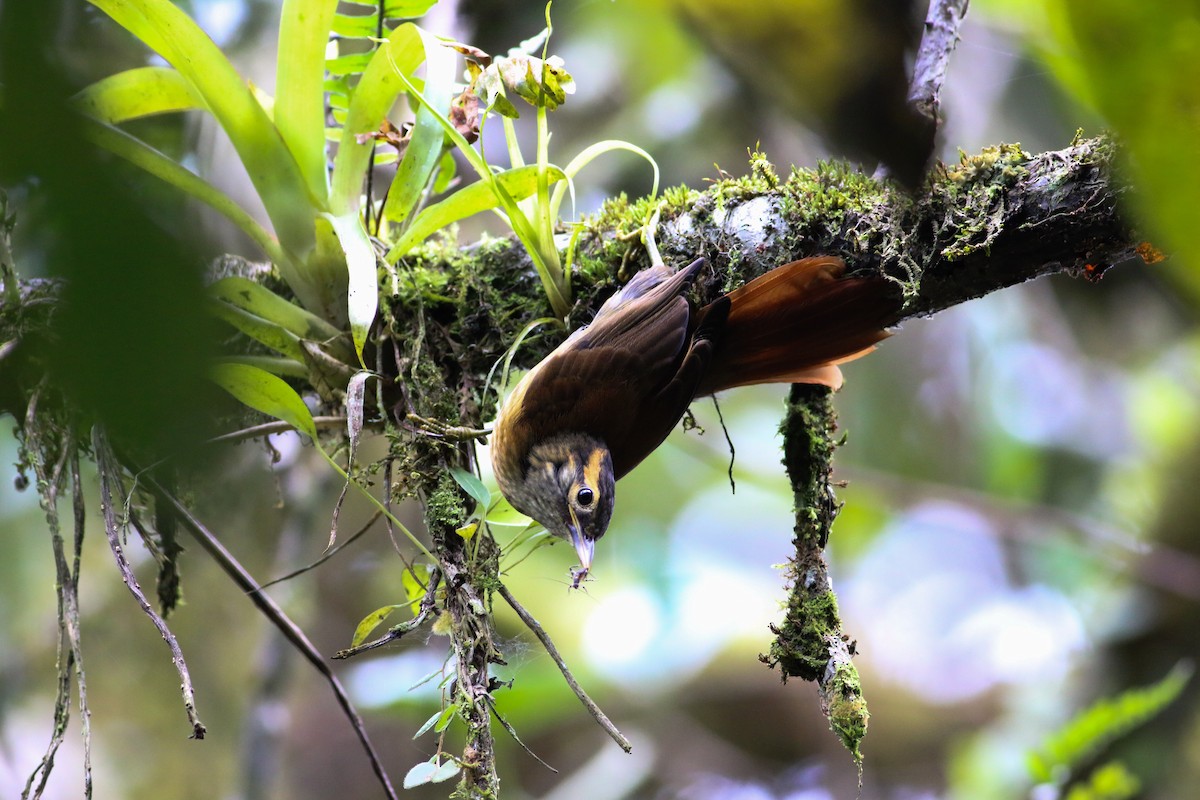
[697,257,900,394]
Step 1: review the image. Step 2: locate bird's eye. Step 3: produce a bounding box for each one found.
[576,487,595,507]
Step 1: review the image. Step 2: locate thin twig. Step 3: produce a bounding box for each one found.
[257,508,383,590]
[710,395,736,495]
[484,695,558,773]
[334,569,442,659]
[143,476,400,800]
[93,429,207,740]
[381,458,424,586]
[908,0,971,125]
[497,584,632,754]
[206,415,348,446]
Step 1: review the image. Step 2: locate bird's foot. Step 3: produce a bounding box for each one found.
[404,413,490,443]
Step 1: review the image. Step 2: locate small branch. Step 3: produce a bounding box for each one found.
[333,569,442,659]
[498,584,632,754]
[143,475,399,800]
[93,429,206,740]
[710,395,736,494]
[258,508,382,590]
[206,415,347,446]
[485,695,558,773]
[908,0,971,127]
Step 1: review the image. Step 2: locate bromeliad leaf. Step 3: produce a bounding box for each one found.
[87,0,335,317]
[74,66,203,123]
[208,276,345,345]
[386,164,564,258]
[549,139,660,223]
[209,300,307,363]
[322,211,378,367]
[380,26,457,227]
[210,362,318,441]
[274,0,339,202]
[80,118,285,266]
[329,22,428,215]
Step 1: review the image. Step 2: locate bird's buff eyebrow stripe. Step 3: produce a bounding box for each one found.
[584,448,605,490]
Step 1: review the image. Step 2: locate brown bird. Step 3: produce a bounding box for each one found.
[491,256,899,584]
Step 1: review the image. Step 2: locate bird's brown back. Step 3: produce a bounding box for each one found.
[493,257,899,486]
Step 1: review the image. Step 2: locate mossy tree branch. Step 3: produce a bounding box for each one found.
[383,136,1135,395]
[363,134,1141,772]
[0,134,1143,795]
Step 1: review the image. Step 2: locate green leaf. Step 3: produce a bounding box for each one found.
[1039,0,1200,303]
[550,139,660,223]
[1028,662,1194,783]
[209,299,307,362]
[322,212,378,366]
[218,355,309,378]
[485,496,532,528]
[385,164,564,258]
[87,0,333,314]
[208,276,345,344]
[430,759,462,783]
[274,0,339,203]
[433,704,457,733]
[331,10,379,38]
[351,604,405,647]
[431,148,457,194]
[384,0,438,18]
[380,27,456,226]
[79,117,285,266]
[412,709,442,739]
[401,564,431,616]
[325,51,375,76]
[402,760,437,788]
[449,467,490,509]
[210,362,318,441]
[328,23,426,215]
[73,66,203,123]
[1064,761,1140,800]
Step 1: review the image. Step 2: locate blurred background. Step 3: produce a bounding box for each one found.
[2,1,1198,799]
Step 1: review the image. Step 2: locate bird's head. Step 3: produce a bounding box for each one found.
[518,432,615,584]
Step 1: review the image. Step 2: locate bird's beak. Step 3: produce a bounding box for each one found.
[567,522,594,574]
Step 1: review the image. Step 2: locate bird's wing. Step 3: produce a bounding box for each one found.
[501,259,720,479]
